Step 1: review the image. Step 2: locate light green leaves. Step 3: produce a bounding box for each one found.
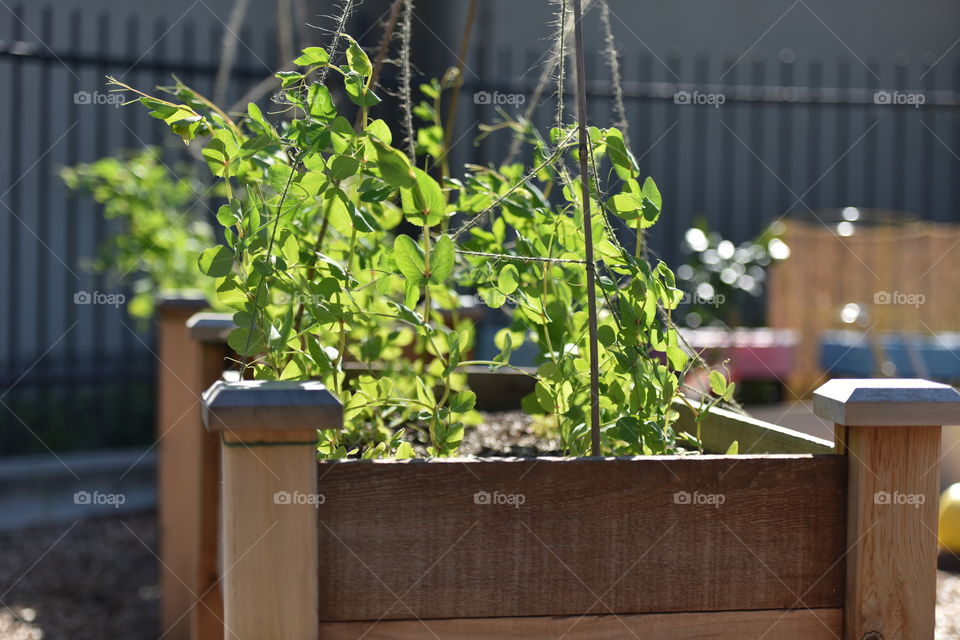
[198,245,234,277]
[201,130,239,177]
[394,234,425,282]
[344,35,372,78]
[429,235,455,283]
[293,46,330,67]
[400,168,446,226]
[307,83,337,121]
[497,264,519,294]
[608,177,662,228]
[450,390,476,413]
[372,139,415,188]
[394,234,456,284]
[604,128,638,179]
[709,369,736,401]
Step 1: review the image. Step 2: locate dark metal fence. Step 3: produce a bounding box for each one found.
[0,4,273,453]
[2,2,958,453]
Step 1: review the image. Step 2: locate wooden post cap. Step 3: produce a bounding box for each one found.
[186,312,235,344]
[202,380,342,438]
[813,378,960,426]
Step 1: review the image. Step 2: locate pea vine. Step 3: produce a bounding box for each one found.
[106,30,733,459]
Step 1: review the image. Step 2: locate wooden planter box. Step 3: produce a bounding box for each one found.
[194,377,959,640]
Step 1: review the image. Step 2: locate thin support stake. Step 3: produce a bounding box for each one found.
[571,0,601,456]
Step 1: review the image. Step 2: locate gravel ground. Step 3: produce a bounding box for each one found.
[0,513,158,640]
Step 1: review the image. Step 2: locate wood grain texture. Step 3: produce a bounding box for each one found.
[315,456,846,621]
[156,301,207,640]
[844,425,941,639]
[673,399,835,454]
[317,608,843,639]
[191,342,227,640]
[222,442,319,640]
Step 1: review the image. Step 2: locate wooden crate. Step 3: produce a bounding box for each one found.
[198,377,959,639]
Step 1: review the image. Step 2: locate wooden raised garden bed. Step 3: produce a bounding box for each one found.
[192,375,958,639]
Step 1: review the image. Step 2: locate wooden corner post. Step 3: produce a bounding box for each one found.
[815,378,960,640]
[202,380,342,640]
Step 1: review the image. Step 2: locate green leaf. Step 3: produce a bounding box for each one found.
[227,327,265,357]
[497,264,520,295]
[365,118,392,144]
[198,245,235,277]
[372,140,415,188]
[395,442,415,459]
[449,390,476,413]
[608,192,643,221]
[605,129,639,178]
[344,35,372,77]
[666,345,688,370]
[400,168,446,226]
[201,130,238,177]
[307,83,337,121]
[709,370,727,397]
[329,155,360,181]
[216,202,242,227]
[275,71,303,87]
[394,234,425,282]
[293,46,330,67]
[429,235,455,283]
[725,440,739,455]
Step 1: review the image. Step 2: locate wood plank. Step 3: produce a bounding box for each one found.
[317,608,843,639]
[156,300,207,640]
[190,342,227,640]
[844,425,941,639]
[315,456,846,621]
[221,439,320,639]
[673,399,835,454]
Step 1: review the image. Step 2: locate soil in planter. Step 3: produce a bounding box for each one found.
[462,411,562,457]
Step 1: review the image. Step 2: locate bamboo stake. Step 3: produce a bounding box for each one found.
[571,0,601,456]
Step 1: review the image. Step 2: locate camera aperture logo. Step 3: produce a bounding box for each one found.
[673,490,725,507]
[74,490,126,509]
[473,91,526,106]
[473,490,526,508]
[74,290,126,308]
[874,490,925,509]
[273,490,325,506]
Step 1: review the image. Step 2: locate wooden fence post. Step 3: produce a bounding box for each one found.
[814,378,960,640]
[185,312,234,640]
[156,295,208,640]
[202,380,341,640]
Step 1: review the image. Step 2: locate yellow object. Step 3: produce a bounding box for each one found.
[939,483,960,551]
